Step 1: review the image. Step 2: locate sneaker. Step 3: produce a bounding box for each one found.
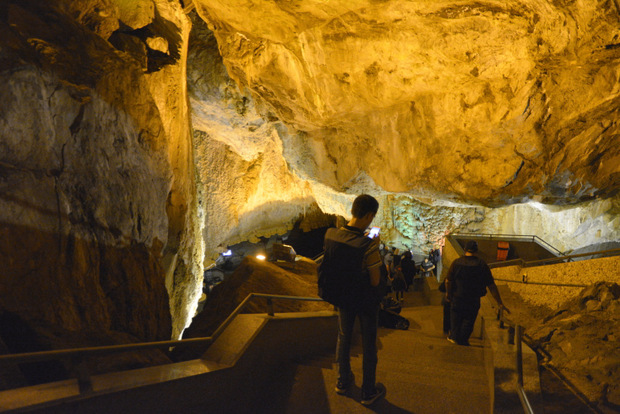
[361,383,386,406]
[335,372,354,395]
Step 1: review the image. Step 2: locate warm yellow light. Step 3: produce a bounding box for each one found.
[256,254,266,260]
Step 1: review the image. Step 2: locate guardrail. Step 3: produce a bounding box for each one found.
[497,307,606,414]
[451,232,565,256]
[515,325,535,414]
[0,293,326,395]
[495,309,534,414]
[489,248,620,270]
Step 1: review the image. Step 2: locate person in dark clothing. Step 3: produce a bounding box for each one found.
[421,257,435,279]
[400,251,417,291]
[445,241,509,346]
[321,194,386,406]
[438,278,451,336]
[392,266,406,302]
[392,248,401,267]
[429,248,441,265]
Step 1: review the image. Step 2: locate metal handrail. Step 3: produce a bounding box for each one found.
[515,325,535,414]
[0,293,326,393]
[496,309,534,414]
[488,248,620,270]
[451,232,565,256]
[493,278,588,288]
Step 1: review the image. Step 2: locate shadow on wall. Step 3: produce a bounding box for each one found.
[0,221,173,390]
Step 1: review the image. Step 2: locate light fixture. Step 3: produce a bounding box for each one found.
[256,254,266,261]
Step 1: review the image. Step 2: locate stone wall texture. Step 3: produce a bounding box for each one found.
[187,0,620,260]
[0,0,619,389]
[492,255,620,309]
[193,0,620,206]
[0,0,202,371]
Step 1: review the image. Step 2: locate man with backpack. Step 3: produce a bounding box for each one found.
[317,194,386,406]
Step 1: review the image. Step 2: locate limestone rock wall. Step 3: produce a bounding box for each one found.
[329,194,620,255]
[188,12,316,262]
[464,195,620,253]
[185,0,619,265]
[193,0,620,206]
[1,0,619,376]
[0,0,201,366]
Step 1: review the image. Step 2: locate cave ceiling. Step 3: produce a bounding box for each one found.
[192,0,620,207]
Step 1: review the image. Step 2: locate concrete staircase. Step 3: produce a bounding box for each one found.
[258,290,492,413]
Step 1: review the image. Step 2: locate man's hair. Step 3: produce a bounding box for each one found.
[465,240,478,253]
[351,194,379,218]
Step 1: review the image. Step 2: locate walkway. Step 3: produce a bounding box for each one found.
[260,290,491,413]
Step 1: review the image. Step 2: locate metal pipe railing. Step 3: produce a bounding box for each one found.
[451,232,565,256]
[0,293,326,394]
[524,248,620,266]
[493,278,589,288]
[488,248,620,270]
[493,308,534,414]
[515,325,535,414]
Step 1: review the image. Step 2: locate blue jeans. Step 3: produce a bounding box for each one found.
[336,305,378,394]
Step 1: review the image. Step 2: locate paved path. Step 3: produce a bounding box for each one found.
[262,290,491,414]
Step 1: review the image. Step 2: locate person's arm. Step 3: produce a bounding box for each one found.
[365,238,383,287]
[487,283,510,313]
[369,264,381,287]
[444,261,456,301]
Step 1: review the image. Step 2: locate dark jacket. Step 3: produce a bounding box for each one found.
[446,255,494,303]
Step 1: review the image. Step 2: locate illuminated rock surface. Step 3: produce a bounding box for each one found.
[193,0,620,206]
[188,1,620,257]
[0,0,200,356]
[0,0,619,395]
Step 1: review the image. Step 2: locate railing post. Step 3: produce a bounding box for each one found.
[267,298,274,316]
[516,325,524,387]
[507,325,515,345]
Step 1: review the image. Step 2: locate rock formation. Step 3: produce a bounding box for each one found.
[193,0,620,206]
[0,0,201,363]
[511,282,620,412]
[188,1,620,257]
[0,0,619,389]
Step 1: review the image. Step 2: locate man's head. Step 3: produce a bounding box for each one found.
[349,194,379,230]
[464,241,478,253]
[351,194,379,219]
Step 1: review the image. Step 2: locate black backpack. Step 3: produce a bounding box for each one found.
[317,227,378,309]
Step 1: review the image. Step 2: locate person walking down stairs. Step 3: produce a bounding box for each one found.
[317,194,386,406]
[445,241,510,346]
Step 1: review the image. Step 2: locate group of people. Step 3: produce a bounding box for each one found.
[318,194,509,407]
[379,246,439,302]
